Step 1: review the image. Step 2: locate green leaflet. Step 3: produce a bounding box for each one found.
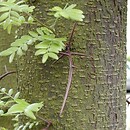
[0,0,35,33]
[48,52,59,60]
[0,26,66,63]
[0,12,9,22]
[0,87,43,121]
[0,35,34,63]
[0,47,18,56]
[42,53,48,63]
[9,52,15,63]
[0,3,84,64]
[50,4,85,21]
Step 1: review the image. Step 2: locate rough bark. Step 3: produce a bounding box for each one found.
[0,0,127,130]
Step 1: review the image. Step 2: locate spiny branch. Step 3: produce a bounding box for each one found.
[53,23,85,116]
[59,23,77,116]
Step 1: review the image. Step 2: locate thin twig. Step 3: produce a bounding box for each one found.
[52,54,65,65]
[36,115,52,130]
[0,71,16,80]
[25,12,56,34]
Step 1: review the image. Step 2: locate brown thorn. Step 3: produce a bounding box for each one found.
[60,54,73,116]
[59,52,70,56]
[67,22,77,47]
[71,52,86,56]
[59,23,77,116]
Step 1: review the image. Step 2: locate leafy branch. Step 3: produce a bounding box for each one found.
[0,87,43,130]
[0,0,35,33]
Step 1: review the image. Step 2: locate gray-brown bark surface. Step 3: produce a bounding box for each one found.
[0,0,127,130]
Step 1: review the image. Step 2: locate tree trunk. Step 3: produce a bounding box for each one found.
[1,0,127,130]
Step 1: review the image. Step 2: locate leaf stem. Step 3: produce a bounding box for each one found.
[25,12,55,34]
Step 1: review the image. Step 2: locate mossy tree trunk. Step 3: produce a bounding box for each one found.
[1,0,127,130]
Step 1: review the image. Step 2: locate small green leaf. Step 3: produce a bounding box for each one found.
[7,23,12,34]
[0,7,10,12]
[48,46,59,53]
[18,16,25,23]
[50,4,85,21]
[42,53,48,63]
[0,110,4,115]
[9,52,15,63]
[35,122,39,126]
[0,12,9,22]
[66,4,76,9]
[1,96,10,100]
[15,99,29,106]
[14,92,20,99]
[17,48,23,56]
[29,31,38,38]
[24,109,36,120]
[54,12,61,18]
[35,49,47,56]
[28,16,34,23]
[48,53,58,60]
[0,47,17,56]
[7,99,29,114]
[50,6,62,12]
[26,102,43,112]
[27,39,33,45]
[35,42,49,49]
[1,88,6,93]
[8,89,13,96]
[60,11,69,19]
[29,123,34,129]
[10,11,20,18]
[0,101,5,106]
[3,18,10,30]
[7,104,25,114]
[41,27,53,34]
[5,100,15,106]
[36,28,44,35]
[22,44,28,51]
